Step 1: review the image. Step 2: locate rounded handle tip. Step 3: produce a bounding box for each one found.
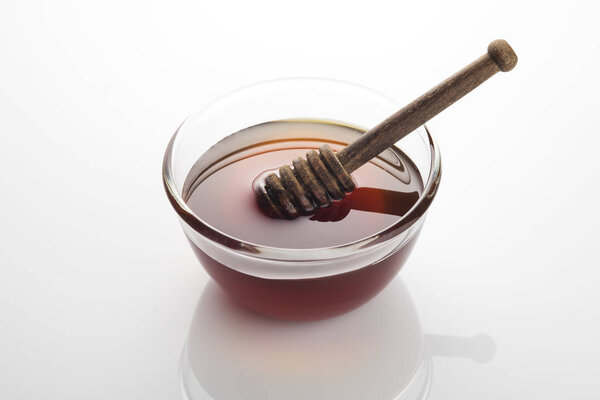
[488,39,518,72]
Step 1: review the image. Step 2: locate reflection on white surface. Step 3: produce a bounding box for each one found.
[182,279,427,399]
[426,333,495,364]
[180,279,496,400]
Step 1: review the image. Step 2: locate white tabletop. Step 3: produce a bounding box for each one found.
[1,1,599,399]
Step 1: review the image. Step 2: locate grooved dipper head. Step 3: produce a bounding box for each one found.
[253,144,355,219]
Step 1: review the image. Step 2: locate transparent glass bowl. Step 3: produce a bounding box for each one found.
[163,78,441,320]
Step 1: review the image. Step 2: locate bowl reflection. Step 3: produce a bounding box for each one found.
[181,278,430,400]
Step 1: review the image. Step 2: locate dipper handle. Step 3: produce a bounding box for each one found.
[337,39,517,172]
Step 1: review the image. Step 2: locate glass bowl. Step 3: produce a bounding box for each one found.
[163,78,441,320]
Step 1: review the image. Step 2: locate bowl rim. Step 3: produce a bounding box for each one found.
[162,78,442,261]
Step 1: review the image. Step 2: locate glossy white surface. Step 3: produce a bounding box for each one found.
[1,1,599,399]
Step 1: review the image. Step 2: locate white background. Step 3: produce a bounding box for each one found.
[1,0,599,399]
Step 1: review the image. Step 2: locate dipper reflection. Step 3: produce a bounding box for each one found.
[310,188,419,222]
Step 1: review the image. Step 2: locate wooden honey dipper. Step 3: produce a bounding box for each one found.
[254,39,518,219]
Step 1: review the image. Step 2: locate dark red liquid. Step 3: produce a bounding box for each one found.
[189,234,420,320]
[184,120,423,320]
